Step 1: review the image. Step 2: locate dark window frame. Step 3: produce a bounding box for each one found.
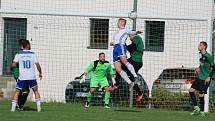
[145,21,165,52]
[2,18,27,75]
[88,18,109,49]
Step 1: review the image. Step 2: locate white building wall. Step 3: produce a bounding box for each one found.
[1,0,214,18]
[0,0,213,102]
[138,0,213,18]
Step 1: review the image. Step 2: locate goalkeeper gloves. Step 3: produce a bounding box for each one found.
[80,75,86,84]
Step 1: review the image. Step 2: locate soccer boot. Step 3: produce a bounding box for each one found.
[190,106,200,115]
[104,104,110,109]
[129,82,134,91]
[134,77,139,84]
[135,95,143,105]
[85,101,90,108]
[110,85,118,91]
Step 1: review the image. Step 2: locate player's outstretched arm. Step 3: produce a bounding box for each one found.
[127,29,143,35]
[80,72,87,84]
[79,62,94,83]
[136,31,143,34]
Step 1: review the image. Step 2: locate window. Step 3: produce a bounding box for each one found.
[89,18,109,49]
[3,18,27,75]
[145,21,165,52]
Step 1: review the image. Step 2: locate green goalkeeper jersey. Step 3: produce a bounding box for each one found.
[198,51,215,80]
[84,61,114,81]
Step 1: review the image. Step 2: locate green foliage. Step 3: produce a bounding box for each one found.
[150,88,192,110]
[150,88,215,112]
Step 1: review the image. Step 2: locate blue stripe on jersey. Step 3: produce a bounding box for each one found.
[17,51,34,54]
[119,33,127,44]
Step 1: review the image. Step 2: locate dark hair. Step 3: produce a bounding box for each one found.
[21,39,30,49]
[200,41,207,49]
[118,18,127,25]
[99,52,105,56]
[18,39,25,46]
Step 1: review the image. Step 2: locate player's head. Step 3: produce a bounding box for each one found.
[129,34,136,41]
[99,52,105,63]
[198,41,207,52]
[117,18,126,28]
[18,39,25,50]
[21,39,31,50]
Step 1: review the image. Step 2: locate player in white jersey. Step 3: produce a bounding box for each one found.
[111,18,142,90]
[10,39,42,112]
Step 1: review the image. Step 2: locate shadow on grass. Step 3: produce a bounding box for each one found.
[21,106,37,112]
[114,109,141,112]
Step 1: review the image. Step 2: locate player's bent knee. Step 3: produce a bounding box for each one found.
[120,57,128,64]
[90,88,96,93]
[32,86,38,92]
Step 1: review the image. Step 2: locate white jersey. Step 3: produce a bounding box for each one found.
[113,27,136,45]
[13,50,38,80]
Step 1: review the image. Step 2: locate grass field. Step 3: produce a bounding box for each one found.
[1,100,215,121]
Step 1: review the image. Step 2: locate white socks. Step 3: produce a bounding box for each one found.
[119,70,131,84]
[11,99,41,112]
[11,100,17,112]
[35,98,41,112]
[125,63,137,77]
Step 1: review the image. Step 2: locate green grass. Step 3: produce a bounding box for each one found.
[1,100,215,121]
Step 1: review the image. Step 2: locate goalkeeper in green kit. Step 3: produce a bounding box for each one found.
[80,52,115,108]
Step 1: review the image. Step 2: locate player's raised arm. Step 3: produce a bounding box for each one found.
[127,29,143,35]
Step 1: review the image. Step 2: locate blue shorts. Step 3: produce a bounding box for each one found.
[113,44,127,63]
[16,79,37,90]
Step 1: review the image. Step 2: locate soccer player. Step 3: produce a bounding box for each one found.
[110,18,142,90]
[11,39,30,110]
[10,39,42,112]
[112,34,144,104]
[189,41,215,116]
[80,52,115,108]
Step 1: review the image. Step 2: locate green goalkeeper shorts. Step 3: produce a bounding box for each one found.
[90,78,109,88]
